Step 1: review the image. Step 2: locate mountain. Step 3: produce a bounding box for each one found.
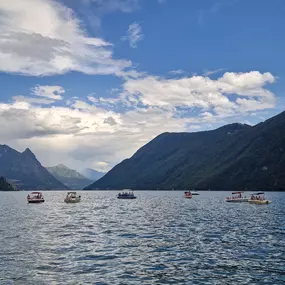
[46,164,92,189]
[0,145,68,190]
[85,110,285,191]
[0,176,17,191]
[80,168,105,181]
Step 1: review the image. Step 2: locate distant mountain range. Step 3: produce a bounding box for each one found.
[0,145,68,190]
[46,164,93,190]
[80,168,105,181]
[86,110,285,191]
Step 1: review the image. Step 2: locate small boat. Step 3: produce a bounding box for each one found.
[248,192,271,205]
[225,191,248,203]
[184,191,192,199]
[27,192,45,203]
[64,192,81,203]
[117,190,136,199]
[191,191,199,195]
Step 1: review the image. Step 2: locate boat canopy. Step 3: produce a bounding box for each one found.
[232,191,244,194]
[31,192,42,194]
[251,192,264,195]
[67,192,77,194]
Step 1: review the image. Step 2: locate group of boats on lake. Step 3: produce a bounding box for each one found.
[26,190,137,203]
[26,190,271,205]
[225,191,271,204]
[27,191,82,204]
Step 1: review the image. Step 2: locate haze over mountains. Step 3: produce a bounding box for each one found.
[46,165,93,190]
[86,110,285,191]
[1,110,285,191]
[0,144,105,190]
[80,168,105,181]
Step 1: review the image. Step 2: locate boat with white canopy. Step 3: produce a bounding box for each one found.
[248,192,271,205]
[64,192,81,203]
[225,191,248,203]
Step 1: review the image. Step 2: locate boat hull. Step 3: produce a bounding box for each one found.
[248,200,271,205]
[28,200,45,203]
[225,198,248,203]
[64,199,81,203]
[117,196,136,199]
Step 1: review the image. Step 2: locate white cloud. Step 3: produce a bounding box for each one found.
[31,85,65,100]
[12,95,55,105]
[122,71,276,117]
[0,71,277,171]
[122,22,144,48]
[203,68,226,76]
[0,97,191,171]
[87,95,120,106]
[11,85,66,105]
[169,69,185,75]
[0,0,132,76]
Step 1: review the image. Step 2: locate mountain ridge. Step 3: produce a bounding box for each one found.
[85,111,285,191]
[46,164,92,189]
[0,145,68,190]
[80,168,105,181]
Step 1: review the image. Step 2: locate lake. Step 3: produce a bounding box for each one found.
[0,191,284,285]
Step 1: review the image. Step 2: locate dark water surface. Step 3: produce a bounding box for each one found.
[0,191,284,285]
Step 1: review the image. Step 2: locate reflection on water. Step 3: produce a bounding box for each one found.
[0,191,285,285]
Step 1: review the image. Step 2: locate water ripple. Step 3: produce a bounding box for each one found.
[0,191,284,285]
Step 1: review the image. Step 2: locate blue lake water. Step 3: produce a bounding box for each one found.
[0,191,285,285]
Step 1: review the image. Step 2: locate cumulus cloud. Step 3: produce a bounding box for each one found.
[12,95,55,105]
[0,0,132,76]
[122,71,276,117]
[0,71,277,171]
[122,22,144,48]
[0,96,191,171]
[31,85,65,100]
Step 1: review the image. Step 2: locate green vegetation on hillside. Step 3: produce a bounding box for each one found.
[86,111,285,191]
[0,177,17,191]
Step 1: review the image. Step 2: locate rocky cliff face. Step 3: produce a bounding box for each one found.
[0,145,68,190]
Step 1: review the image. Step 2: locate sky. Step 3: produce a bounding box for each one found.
[0,0,284,172]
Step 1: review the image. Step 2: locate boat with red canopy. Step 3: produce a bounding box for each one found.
[27,192,45,203]
[184,191,192,199]
[225,191,248,203]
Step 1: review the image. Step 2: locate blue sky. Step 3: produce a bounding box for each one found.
[0,0,284,171]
